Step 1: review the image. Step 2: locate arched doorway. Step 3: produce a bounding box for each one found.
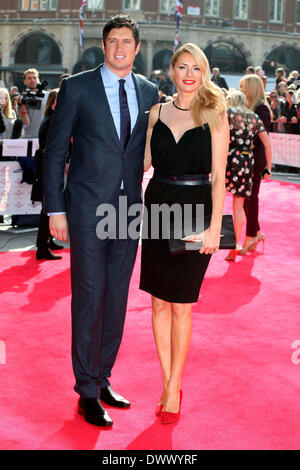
[82,47,104,66]
[13,32,63,89]
[204,40,249,73]
[73,47,104,74]
[263,45,300,75]
[15,33,61,66]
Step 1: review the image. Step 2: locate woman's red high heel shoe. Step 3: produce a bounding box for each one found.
[155,403,164,417]
[224,249,238,262]
[160,390,183,424]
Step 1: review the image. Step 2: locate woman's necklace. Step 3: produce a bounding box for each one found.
[172,100,190,111]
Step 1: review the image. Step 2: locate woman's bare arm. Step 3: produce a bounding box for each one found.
[144,104,161,172]
[258,131,272,177]
[208,112,230,244]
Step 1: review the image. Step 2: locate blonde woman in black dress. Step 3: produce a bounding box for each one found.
[140,43,229,424]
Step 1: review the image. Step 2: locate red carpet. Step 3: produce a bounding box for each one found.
[1,178,300,450]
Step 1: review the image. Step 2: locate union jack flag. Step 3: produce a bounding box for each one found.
[174,0,183,52]
[79,0,88,51]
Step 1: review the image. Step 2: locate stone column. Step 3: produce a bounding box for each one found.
[146,40,154,78]
[61,24,76,74]
[2,25,10,67]
[1,25,11,86]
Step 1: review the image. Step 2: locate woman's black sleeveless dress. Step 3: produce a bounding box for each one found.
[139,110,213,304]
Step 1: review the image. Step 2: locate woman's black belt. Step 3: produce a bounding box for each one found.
[153,171,210,186]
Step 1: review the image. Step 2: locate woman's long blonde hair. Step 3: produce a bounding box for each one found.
[169,43,226,130]
[0,87,15,119]
[239,74,267,111]
[226,89,249,113]
[226,89,256,124]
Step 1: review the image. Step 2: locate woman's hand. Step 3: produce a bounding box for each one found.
[183,227,221,255]
[263,169,272,180]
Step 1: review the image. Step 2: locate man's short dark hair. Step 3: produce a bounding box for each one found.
[102,14,140,47]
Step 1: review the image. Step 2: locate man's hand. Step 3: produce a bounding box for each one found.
[49,214,68,242]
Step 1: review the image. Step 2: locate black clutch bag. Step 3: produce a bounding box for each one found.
[168,214,236,256]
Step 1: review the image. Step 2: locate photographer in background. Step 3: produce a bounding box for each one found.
[17,68,49,138]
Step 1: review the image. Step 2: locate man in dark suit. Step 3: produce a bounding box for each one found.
[44,15,158,427]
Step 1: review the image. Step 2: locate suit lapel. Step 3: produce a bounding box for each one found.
[86,65,122,152]
[129,73,145,143]
[86,66,147,152]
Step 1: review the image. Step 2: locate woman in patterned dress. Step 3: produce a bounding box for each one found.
[239,75,272,254]
[225,90,272,261]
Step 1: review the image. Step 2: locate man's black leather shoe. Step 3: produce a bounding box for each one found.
[48,240,64,250]
[36,248,62,260]
[78,397,113,427]
[100,386,130,408]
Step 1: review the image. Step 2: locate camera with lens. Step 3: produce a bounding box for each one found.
[20,80,48,110]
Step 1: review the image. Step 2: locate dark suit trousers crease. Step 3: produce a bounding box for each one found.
[69,223,139,398]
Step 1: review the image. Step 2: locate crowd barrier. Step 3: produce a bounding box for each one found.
[0,133,299,216]
[269,132,300,168]
[0,139,41,215]
[0,138,39,159]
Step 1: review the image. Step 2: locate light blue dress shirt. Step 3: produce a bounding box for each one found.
[49,64,139,215]
[101,64,139,137]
